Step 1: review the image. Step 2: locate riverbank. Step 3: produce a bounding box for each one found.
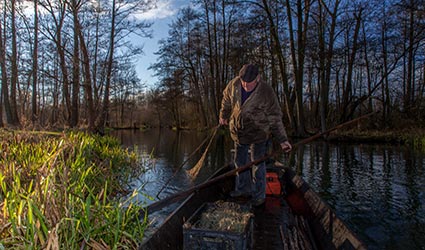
[327,128,425,151]
[0,130,149,249]
[112,125,425,152]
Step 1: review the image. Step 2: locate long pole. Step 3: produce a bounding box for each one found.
[144,111,377,214]
[292,111,378,147]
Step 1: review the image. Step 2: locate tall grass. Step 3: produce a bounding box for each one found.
[0,130,148,249]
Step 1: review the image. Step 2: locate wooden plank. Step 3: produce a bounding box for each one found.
[285,168,367,250]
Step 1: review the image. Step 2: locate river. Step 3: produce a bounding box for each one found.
[111,129,425,250]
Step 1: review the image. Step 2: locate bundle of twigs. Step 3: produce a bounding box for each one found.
[191,201,253,233]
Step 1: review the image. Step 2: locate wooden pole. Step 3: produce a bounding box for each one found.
[292,111,378,148]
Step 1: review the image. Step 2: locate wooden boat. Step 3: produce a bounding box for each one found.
[139,162,367,250]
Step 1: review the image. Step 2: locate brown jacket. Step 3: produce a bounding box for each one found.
[219,77,288,144]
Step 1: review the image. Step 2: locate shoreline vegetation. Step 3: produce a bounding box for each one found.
[0,130,149,249]
[121,125,425,152]
[328,128,425,151]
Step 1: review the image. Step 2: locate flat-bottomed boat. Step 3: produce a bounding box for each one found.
[140,163,366,250]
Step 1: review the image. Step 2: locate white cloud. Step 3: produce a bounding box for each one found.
[133,0,179,21]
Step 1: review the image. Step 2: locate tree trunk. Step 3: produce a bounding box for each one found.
[93,8,100,109]
[70,0,80,127]
[201,1,216,124]
[381,4,390,125]
[262,0,295,130]
[285,0,309,136]
[51,59,60,125]
[318,2,327,133]
[319,0,340,133]
[342,9,362,122]
[220,0,227,116]
[52,3,72,123]
[0,6,9,127]
[212,0,221,118]
[98,0,116,130]
[404,0,415,112]
[32,0,39,124]
[9,0,20,126]
[188,61,208,127]
[77,20,96,130]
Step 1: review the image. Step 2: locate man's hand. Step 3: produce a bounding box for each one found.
[280,141,292,153]
[219,118,228,125]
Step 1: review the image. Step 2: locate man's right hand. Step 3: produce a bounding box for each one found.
[219,118,228,125]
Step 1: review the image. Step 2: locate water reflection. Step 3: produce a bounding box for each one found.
[111,130,425,250]
[111,129,233,202]
[291,142,425,250]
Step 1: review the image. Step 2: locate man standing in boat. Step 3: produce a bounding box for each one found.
[219,64,292,206]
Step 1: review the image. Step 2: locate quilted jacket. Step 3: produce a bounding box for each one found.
[219,76,288,145]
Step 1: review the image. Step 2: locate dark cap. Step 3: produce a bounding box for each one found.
[239,64,259,82]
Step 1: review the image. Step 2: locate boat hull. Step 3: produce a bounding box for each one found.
[140,164,366,250]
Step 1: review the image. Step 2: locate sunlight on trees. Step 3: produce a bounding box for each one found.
[0,0,154,130]
[0,0,424,133]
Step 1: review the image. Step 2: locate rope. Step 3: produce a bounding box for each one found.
[186,125,219,178]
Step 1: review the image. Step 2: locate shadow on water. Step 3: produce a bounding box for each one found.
[111,130,425,250]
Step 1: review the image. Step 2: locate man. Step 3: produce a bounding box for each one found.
[219,64,292,206]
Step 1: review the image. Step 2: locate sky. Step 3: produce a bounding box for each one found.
[134,0,189,88]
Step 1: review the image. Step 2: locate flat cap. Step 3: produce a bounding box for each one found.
[239,64,259,82]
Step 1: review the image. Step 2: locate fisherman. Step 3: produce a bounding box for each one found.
[219,64,292,206]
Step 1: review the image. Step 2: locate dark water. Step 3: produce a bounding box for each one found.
[111,129,425,250]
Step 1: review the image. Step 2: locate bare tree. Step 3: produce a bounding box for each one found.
[69,0,81,127]
[9,0,21,126]
[39,0,72,124]
[77,19,96,129]
[0,2,7,127]
[260,0,295,131]
[315,0,341,132]
[97,0,116,130]
[341,5,363,122]
[29,0,39,124]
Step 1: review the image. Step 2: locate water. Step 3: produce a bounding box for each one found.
[294,142,425,250]
[111,129,425,250]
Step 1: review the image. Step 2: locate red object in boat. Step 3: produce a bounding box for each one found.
[266,171,281,196]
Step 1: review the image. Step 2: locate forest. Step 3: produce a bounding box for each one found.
[1,0,424,136]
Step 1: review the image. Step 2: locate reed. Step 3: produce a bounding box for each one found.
[0,130,149,249]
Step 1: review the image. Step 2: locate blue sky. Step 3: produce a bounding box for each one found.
[135,0,189,88]
[20,0,187,89]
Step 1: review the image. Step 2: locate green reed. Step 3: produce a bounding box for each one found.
[0,130,148,249]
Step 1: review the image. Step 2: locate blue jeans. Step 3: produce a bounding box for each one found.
[234,141,267,201]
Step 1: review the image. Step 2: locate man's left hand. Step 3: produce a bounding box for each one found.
[280,141,292,153]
